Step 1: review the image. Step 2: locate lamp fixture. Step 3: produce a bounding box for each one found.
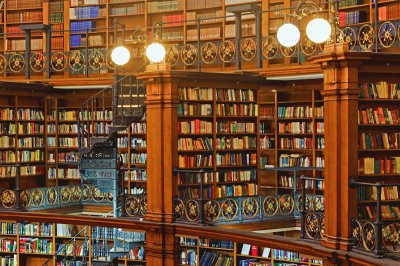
[276,0,336,47]
[111,46,130,66]
[145,42,166,63]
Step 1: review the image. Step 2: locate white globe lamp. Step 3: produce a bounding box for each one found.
[111,46,130,66]
[146,42,166,63]
[277,23,300,47]
[306,18,332,44]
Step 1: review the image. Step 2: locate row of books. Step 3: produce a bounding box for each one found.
[117,137,146,148]
[177,172,214,185]
[59,137,79,148]
[200,251,233,266]
[260,136,274,149]
[161,31,183,41]
[56,242,88,256]
[17,150,44,162]
[0,109,14,120]
[70,34,105,47]
[259,122,273,134]
[20,166,45,176]
[358,157,400,175]
[109,3,144,16]
[6,39,42,51]
[178,137,213,151]
[147,0,183,13]
[17,137,44,148]
[70,21,96,33]
[317,137,325,150]
[19,223,52,237]
[374,3,400,21]
[200,239,234,249]
[6,0,42,9]
[49,13,64,24]
[49,1,64,13]
[69,6,106,20]
[16,123,43,134]
[180,87,213,101]
[130,153,147,164]
[359,82,399,99]
[186,11,223,25]
[225,23,256,38]
[279,154,312,168]
[225,0,259,5]
[217,122,256,134]
[0,123,14,135]
[131,122,146,134]
[338,0,362,9]
[186,0,221,10]
[187,27,221,41]
[338,11,366,26]
[178,120,213,134]
[58,110,106,121]
[17,109,44,121]
[217,89,256,102]
[359,107,399,125]
[358,132,400,149]
[178,154,212,168]
[51,152,79,163]
[6,11,42,23]
[358,185,399,201]
[124,169,147,181]
[0,255,16,266]
[216,136,257,150]
[162,14,184,27]
[217,170,256,183]
[48,168,80,179]
[279,137,312,149]
[70,0,106,7]
[216,183,257,198]
[178,103,213,116]
[216,153,257,166]
[178,186,214,199]
[180,249,197,266]
[216,103,258,116]
[359,205,400,219]
[0,223,16,235]
[51,24,64,37]
[0,136,14,148]
[278,122,312,134]
[19,237,52,254]
[277,106,317,119]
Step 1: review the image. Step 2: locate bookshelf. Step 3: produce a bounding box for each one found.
[258,89,325,197]
[178,235,323,266]
[357,81,400,220]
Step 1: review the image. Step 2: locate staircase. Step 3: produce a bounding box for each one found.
[77,75,146,217]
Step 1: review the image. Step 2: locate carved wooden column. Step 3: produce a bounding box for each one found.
[137,70,179,266]
[311,44,372,252]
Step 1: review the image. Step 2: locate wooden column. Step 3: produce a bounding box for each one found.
[137,70,179,266]
[311,44,372,251]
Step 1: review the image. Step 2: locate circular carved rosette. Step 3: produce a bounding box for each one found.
[382,223,400,253]
[174,198,185,220]
[9,54,25,73]
[242,197,259,219]
[343,27,357,51]
[91,186,104,202]
[88,49,105,71]
[263,196,278,217]
[262,36,278,59]
[166,45,179,66]
[30,188,44,207]
[185,200,199,222]
[379,21,396,48]
[51,52,67,71]
[358,24,374,50]
[181,44,197,66]
[130,28,147,44]
[362,222,376,251]
[240,38,256,61]
[69,51,85,71]
[352,220,363,248]
[0,55,7,73]
[60,186,71,204]
[46,187,58,205]
[219,41,235,63]
[106,50,115,70]
[139,197,147,216]
[279,194,294,215]
[83,184,90,201]
[305,213,320,239]
[125,195,140,217]
[300,35,317,56]
[221,198,238,221]
[71,186,82,202]
[201,42,217,64]
[1,190,16,209]
[30,52,46,72]
[312,196,324,212]
[20,190,30,209]
[280,46,296,58]
[296,195,311,213]
[319,215,325,239]
[204,200,220,222]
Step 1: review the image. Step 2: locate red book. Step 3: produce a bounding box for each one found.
[251,245,259,256]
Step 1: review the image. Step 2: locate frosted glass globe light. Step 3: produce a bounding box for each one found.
[306,18,332,44]
[277,23,300,47]
[111,46,130,66]
[146,42,166,63]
